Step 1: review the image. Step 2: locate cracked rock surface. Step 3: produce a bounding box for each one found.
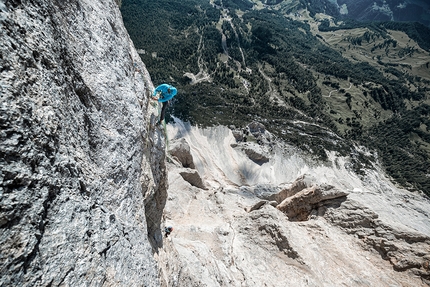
[2,0,430,286]
[159,121,430,286]
[1,0,164,286]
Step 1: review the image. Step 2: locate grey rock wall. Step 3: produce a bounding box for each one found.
[1,0,164,286]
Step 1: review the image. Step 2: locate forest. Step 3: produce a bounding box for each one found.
[318,19,430,51]
[121,0,430,194]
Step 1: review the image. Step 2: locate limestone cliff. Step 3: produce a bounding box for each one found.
[2,0,430,286]
[1,0,165,285]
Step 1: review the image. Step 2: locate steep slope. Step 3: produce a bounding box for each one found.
[159,120,430,286]
[2,0,429,286]
[120,0,430,195]
[1,0,165,285]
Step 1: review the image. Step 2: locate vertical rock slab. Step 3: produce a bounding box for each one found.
[0,0,163,286]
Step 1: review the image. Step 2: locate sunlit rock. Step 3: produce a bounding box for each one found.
[179,168,207,190]
[0,0,162,286]
[168,138,195,169]
[276,184,349,221]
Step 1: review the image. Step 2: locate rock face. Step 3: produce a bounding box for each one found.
[325,200,430,280]
[3,0,430,286]
[160,121,430,286]
[1,0,165,286]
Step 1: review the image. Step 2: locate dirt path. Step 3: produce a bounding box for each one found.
[184,29,211,85]
[323,82,352,98]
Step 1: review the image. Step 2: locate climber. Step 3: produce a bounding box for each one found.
[164,226,173,237]
[151,83,177,125]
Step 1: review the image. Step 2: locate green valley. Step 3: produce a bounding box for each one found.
[120,0,430,194]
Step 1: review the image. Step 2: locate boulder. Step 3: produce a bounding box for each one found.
[277,185,348,221]
[241,143,270,165]
[248,121,266,137]
[269,174,316,203]
[169,138,195,169]
[179,168,207,190]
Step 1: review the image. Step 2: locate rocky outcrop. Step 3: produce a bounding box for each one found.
[248,121,266,137]
[240,143,270,165]
[325,200,430,283]
[168,138,195,169]
[161,122,430,286]
[268,174,316,203]
[179,169,207,190]
[276,184,349,221]
[230,122,273,165]
[168,138,207,189]
[245,175,348,221]
[1,0,165,286]
[232,121,272,145]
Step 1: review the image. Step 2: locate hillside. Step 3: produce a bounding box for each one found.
[158,119,430,286]
[120,0,430,194]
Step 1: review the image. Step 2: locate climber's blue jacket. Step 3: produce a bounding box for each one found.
[153,84,177,103]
